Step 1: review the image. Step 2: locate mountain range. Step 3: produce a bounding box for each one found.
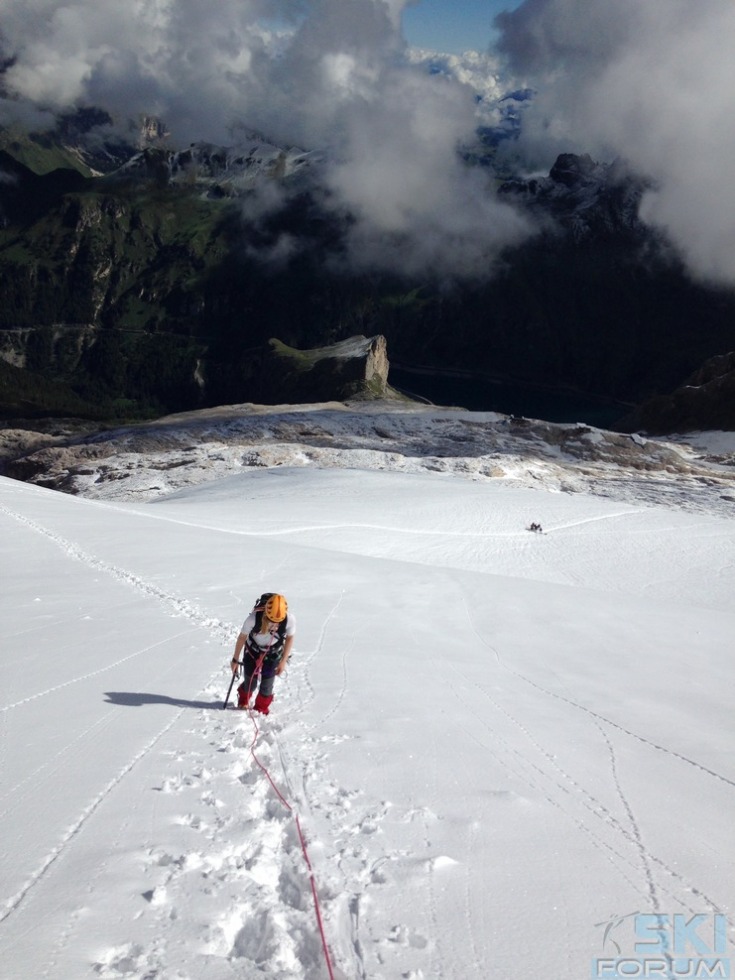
[1,106,735,430]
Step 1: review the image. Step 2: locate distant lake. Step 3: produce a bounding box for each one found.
[389,367,631,430]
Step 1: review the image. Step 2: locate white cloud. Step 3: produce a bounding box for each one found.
[0,0,533,278]
[497,0,735,284]
[1,0,279,142]
[326,65,530,276]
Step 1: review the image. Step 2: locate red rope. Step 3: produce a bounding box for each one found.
[243,660,336,980]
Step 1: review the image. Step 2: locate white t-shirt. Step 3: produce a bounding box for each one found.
[240,611,296,650]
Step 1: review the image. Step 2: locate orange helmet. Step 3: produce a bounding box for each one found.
[265,594,288,623]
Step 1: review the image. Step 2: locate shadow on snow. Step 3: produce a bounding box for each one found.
[104,691,223,709]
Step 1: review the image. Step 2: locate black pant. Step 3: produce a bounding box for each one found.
[240,649,278,698]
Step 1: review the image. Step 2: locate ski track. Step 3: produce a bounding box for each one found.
[0,504,234,648]
[451,685,656,904]
[348,893,368,980]
[296,590,346,715]
[469,679,712,908]
[455,664,731,942]
[0,708,185,929]
[0,503,351,977]
[41,744,155,980]
[488,672,727,918]
[0,711,117,819]
[106,511,544,541]
[95,503,647,544]
[542,509,646,534]
[511,668,735,790]
[0,628,198,713]
[0,506,234,932]
[1,500,432,978]
[453,599,723,919]
[315,634,355,727]
[595,721,661,912]
[458,691,710,932]
[3,485,732,975]
[459,598,734,923]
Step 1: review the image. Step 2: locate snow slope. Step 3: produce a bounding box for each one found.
[1,424,734,979]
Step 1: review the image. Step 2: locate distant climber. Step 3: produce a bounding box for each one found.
[230,593,295,714]
[527,522,543,533]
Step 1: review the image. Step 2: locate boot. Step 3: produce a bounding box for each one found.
[254,693,274,715]
[237,683,250,709]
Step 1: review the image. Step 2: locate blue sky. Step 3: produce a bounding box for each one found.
[402,0,522,53]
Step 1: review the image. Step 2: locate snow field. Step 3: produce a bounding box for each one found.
[0,466,733,979]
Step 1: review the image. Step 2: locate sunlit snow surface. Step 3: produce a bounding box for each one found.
[1,404,733,979]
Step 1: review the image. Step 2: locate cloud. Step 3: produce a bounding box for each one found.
[496,0,735,285]
[0,0,532,278]
[1,0,283,142]
[325,64,529,277]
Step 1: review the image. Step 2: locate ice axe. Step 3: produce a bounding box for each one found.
[223,660,243,709]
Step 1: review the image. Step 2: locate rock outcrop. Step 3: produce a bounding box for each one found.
[4,400,734,514]
[499,152,647,241]
[619,352,735,433]
[256,335,391,404]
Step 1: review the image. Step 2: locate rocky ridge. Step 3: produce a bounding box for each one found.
[499,153,647,241]
[620,351,735,434]
[2,401,734,518]
[114,136,319,196]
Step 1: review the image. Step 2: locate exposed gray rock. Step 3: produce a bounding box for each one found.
[499,152,647,240]
[259,334,392,403]
[113,136,318,196]
[620,352,735,433]
[5,400,734,519]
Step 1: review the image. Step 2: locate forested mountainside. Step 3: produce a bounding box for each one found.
[2,126,735,425]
